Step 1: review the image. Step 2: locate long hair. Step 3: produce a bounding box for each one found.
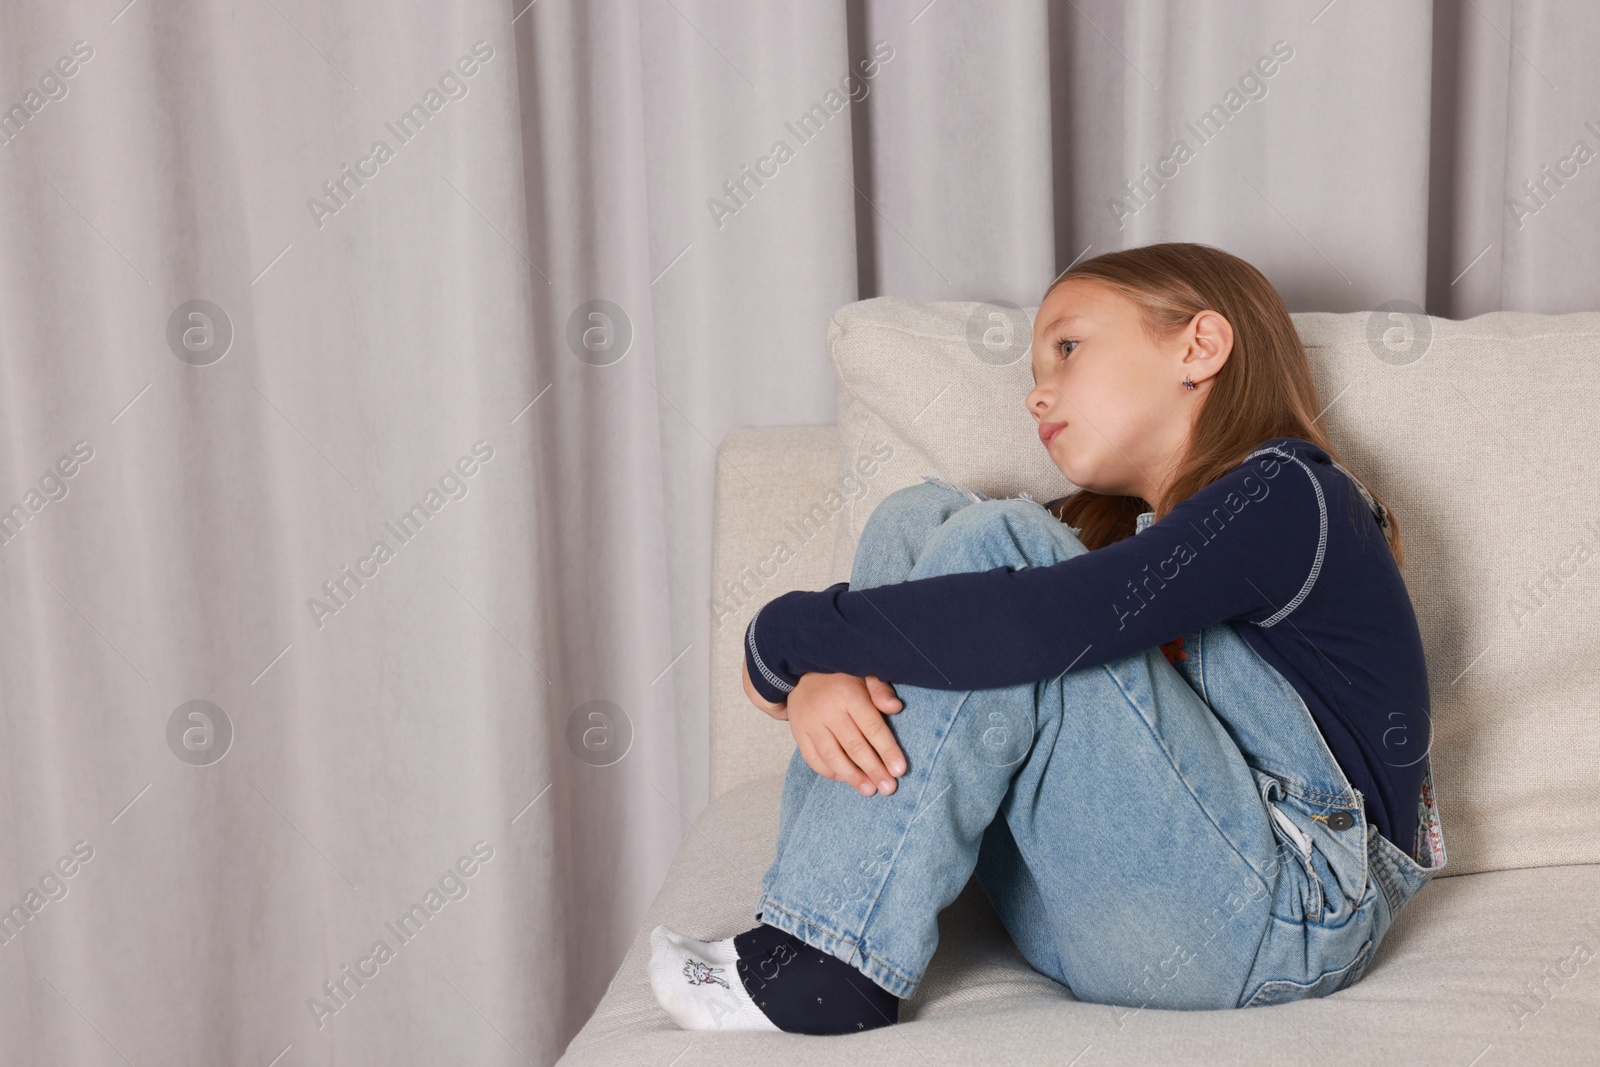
[1043,242,1404,567]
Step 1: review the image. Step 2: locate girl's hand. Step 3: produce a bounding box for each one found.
[786,672,907,796]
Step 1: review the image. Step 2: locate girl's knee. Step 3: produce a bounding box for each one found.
[945,497,1050,537]
[853,480,980,588]
[869,478,978,533]
[917,474,987,505]
[882,476,981,513]
[911,498,1077,577]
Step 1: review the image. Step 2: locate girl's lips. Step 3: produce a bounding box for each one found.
[1038,422,1066,444]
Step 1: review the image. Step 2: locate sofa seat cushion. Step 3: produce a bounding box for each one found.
[559,774,1600,1065]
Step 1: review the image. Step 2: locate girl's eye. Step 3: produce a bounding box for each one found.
[1054,337,1077,358]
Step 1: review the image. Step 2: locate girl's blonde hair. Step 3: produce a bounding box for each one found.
[1043,242,1404,567]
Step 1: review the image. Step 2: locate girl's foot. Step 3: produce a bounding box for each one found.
[648,924,779,1031]
[647,921,900,1035]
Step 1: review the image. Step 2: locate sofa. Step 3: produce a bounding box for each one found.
[558,297,1600,1064]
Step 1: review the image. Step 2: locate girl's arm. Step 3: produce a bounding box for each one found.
[743,439,1337,704]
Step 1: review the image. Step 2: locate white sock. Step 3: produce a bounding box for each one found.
[647,924,781,1032]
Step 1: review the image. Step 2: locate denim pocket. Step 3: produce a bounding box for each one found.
[1263,805,1323,919]
[1241,935,1374,1008]
[1254,769,1331,924]
[1256,775,1374,936]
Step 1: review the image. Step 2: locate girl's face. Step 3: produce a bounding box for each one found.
[1025,277,1231,505]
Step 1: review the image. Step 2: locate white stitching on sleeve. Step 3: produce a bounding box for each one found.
[1244,445,1327,628]
[746,605,796,694]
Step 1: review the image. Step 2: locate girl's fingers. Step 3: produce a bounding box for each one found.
[812,729,878,796]
[831,719,896,796]
[794,729,833,780]
[865,674,904,714]
[849,703,906,782]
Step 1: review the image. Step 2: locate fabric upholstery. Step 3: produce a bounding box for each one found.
[709,426,844,800]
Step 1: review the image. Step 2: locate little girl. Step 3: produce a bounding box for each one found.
[649,242,1447,1034]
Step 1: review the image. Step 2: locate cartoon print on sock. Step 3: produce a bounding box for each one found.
[683,958,731,988]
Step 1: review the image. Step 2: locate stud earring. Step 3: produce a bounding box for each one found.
[1182,374,1196,390]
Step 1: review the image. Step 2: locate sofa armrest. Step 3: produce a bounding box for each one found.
[709,425,840,800]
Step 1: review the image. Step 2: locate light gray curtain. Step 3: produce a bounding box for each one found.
[0,0,1593,1062]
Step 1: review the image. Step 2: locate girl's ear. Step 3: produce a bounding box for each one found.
[1183,309,1233,381]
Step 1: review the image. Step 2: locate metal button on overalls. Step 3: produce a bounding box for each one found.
[1326,810,1355,831]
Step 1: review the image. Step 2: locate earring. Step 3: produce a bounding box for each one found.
[1182,374,1196,390]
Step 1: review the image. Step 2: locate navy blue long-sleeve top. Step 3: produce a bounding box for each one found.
[743,436,1430,850]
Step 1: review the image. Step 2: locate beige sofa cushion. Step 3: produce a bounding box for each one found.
[558,774,1600,1065]
[825,298,1600,879]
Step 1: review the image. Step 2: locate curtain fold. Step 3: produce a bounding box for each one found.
[0,1,1593,1061]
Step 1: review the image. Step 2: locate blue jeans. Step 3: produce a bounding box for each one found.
[754,477,1445,1011]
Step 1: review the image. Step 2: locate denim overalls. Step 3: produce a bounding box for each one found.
[754,476,1447,1011]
